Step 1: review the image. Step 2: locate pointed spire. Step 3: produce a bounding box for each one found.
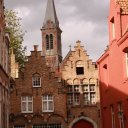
[43,0,59,26]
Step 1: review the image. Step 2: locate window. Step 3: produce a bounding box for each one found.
[46,35,49,50]
[46,34,53,50]
[33,124,62,128]
[42,95,54,112]
[67,85,80,106]
[110,17,115,39]
[21,96,33,113]
[118,103,124,128]
[103,64,108,86]
[76,61,84,75]
[32,73,41,87]
[50,34,53,49]
[14,125,25,128]
[123,48,128,78]
[110,105,115,128]
[76,67,84,75]
[83,84,96,105]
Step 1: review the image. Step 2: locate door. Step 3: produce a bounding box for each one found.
[72,119,93,128]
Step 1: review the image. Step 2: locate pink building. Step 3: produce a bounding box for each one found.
[97,0,128,128]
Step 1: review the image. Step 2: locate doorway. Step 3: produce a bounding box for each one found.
[72,119,93,128]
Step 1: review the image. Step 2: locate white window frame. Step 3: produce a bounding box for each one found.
[67,85,80,106]
[83,84,96,105]
[32,74,41,87]
[42,95,54,112]
[21,96,33,113]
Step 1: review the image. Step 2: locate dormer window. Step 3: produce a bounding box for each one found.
[32,73,41,87]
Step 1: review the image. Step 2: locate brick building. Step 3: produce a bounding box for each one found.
[0,0,10,127]
[97,0,128,128]
[9,0,100,128]
[61,41,100,128]
[9,45,67,128]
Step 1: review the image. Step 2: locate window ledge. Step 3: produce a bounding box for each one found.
[84,104,97,107]
[71,105,81,108]
[21,112,33,113]
[42,111,54,113]
[33,86,41,88]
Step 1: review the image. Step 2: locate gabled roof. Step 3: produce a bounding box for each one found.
[61,50,72,67]
[117,0,128,14]
[43,0,59,26]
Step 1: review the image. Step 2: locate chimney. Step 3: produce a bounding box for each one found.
[34,45,38,51]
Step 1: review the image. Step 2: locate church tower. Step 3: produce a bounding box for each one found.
[41,0,62,71]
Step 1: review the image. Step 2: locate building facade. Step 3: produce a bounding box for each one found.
[61,41,100,128]
[97,0,128,128]
[9,46,67,128]
[9,0,100,128]
[0,0,10,127]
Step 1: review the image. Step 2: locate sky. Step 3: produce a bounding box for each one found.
[4,0,109,61]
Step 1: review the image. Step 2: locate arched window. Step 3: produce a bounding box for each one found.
[46,35,49,50]
[73,78,79,85]
[50,34,53,49]
[32,73,41,87]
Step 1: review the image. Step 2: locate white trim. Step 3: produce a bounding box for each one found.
[42,95,54,112]
[69,116,97,128]
[21,96,33,113]
[32,76,41,87]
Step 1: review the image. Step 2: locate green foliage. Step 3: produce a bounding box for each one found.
[5,9,27,68]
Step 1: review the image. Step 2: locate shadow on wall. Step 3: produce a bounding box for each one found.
[99,80,128,128]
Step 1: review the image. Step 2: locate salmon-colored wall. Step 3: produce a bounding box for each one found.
[97,0,128,128]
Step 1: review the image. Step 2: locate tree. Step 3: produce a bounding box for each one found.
[5,9,27,68]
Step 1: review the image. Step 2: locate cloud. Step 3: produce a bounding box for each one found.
[4,0,109,61]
